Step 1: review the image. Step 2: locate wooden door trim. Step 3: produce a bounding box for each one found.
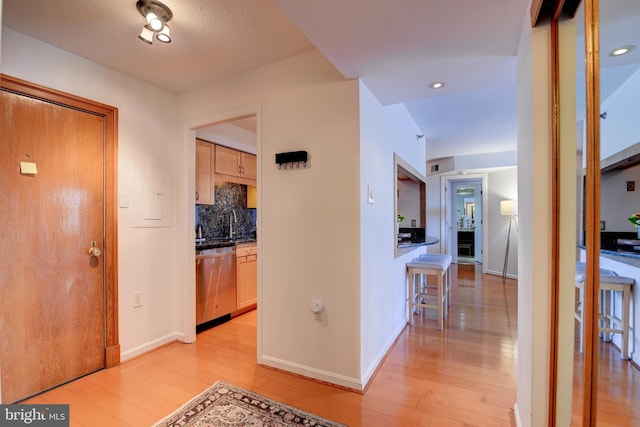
[582,0,601,423]
[548,15,561,425]
[1,74,120,368]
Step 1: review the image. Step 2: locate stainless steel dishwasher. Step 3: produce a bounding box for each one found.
[196,245,237,326]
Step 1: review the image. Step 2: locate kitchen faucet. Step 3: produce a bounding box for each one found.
[229,209,237,239]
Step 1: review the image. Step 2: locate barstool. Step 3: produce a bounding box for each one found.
[407,253,452,329]
[574,262,635,359]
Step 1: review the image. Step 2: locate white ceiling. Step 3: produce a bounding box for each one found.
[2,0,640,160]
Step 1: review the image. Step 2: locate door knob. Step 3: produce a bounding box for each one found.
[89,241,102,257]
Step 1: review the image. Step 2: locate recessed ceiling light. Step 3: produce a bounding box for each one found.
[609,45,635,57]
[429,81,445,89]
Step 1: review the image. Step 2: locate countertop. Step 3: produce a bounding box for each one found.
[196,238,257,251]
[397,236,439,249]
[579,245,640,268]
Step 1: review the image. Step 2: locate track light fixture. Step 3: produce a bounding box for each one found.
[136,0,173,45]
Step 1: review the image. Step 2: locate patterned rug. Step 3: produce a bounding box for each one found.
[152,381,347,426]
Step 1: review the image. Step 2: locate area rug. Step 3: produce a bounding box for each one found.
[152,381,347,426]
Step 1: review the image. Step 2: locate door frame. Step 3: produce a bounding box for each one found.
[440,173,488,271]
[1,74,120,368]
[183,104,262,347]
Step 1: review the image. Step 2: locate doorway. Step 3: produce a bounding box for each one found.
[442,175,486,267]
[184,105,261,346]
[0,75,119,403]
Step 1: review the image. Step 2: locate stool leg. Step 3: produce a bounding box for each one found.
[437,275,443,330]
[405,269,410,323]
[441,270,449,319]
[408,269,415,326]
[448,266,451,304]
[601,289,611,342]
[621,287,630,360]
[579,283,584,354]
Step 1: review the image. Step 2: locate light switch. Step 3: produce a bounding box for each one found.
[119,192,130,208]
[367,185,375,204]
[20,162,38,175]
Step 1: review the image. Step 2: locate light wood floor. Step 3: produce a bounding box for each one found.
[23,264,640,425]
[24,263,517,426]
[25,265,640,427]
[572,322,640,426]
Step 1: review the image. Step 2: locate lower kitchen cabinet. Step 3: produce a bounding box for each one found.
[236,243,257,309]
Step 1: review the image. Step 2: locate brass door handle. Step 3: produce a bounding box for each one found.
[89,241,102,257]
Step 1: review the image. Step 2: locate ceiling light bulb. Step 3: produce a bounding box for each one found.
[609,45,635,57]
[138,25,154,44]
[156,25,171,43]
[146,12,164,31]
[430,81,445,89]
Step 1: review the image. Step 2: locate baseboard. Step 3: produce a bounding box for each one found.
[360,321,407,390]
[486,269,519,281]
[260,355,363,391]
[513,403,522,427]
[120,331,185,362]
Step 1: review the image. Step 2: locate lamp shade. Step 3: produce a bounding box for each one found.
[138,25,154,44]
[156,24,171,43]
[500,199,518,216]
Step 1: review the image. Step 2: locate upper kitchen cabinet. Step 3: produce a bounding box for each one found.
[214,145,256,185]
[196,139,215,205]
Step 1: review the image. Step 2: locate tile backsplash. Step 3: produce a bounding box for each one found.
[196,183,256,240]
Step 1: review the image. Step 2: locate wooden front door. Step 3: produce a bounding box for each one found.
[0,78,117,403]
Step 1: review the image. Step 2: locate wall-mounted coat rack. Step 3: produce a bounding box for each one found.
[275,150,308,169]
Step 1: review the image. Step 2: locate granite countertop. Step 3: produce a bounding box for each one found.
[397,236,439,249]
[600,249,640,268]
[397,240,425,248]
[578,245,640,268]
[196,238,257,251]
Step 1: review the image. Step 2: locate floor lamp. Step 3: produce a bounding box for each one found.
[500,200,518,283]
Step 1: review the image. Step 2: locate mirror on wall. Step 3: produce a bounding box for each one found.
[572,0,640,424]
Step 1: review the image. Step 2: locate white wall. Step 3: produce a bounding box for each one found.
[515,14,553,426]
[359,81,425,386]
[600,68,640,160]
[397,179,421,228]
[455,151,517,171]
[487,168,519,277]
[179,50,367,389]
[0,28,186,358]
[601,164,640,232]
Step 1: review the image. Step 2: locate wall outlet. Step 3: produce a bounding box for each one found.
[133,291,143,308]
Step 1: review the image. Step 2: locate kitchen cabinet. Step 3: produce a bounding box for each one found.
[458,230,474,256]
[236,243,257,310]
[195,139,215,205]
[215,145,256,185]
[246,185,257,209]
